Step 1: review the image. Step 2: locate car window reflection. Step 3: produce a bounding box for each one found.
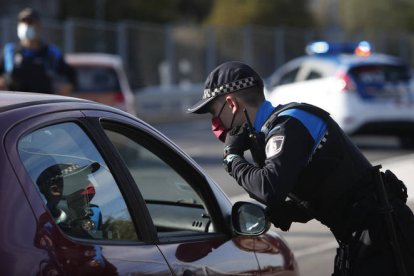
[18,122,138,241]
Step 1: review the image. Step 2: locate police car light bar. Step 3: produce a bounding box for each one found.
[306,41,372,56]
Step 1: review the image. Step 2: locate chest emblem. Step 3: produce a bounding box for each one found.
[265,135,285,158]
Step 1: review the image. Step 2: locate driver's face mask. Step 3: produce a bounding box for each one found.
[211,101,236,143]
[17,23,37,41]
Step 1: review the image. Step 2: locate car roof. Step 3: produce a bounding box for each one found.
[0,91,90,111]
[65,53,123,67]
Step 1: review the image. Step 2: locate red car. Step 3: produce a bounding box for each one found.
[65,53,136,116]
[0,91,299,275]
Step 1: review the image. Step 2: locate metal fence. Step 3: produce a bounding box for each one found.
[1,16,414,90]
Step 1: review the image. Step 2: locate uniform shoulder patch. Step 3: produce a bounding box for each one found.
[265,135,285,158]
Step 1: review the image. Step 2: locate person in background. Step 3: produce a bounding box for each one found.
[187,61,414,275]
[0,7,75,94]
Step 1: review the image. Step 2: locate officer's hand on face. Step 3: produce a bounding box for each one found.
[223,125,250,158]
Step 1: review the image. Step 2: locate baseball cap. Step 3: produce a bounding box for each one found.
[18,7,40,23]
[187,61,263,114]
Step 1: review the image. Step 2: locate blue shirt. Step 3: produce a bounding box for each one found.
[253,100,275,131]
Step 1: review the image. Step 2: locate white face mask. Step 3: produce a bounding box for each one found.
[17,23,36,41]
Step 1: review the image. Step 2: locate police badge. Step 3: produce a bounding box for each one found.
[265,135,285,158]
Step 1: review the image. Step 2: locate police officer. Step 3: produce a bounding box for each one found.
[0,7,75,94]
[187,61,414,275]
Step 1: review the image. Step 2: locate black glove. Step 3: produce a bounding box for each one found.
[223,125,250,158]
[266,201,313,231]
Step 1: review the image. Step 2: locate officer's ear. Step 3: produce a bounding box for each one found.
[225,95,239,114]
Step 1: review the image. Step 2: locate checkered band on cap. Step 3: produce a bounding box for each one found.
[203,77,256,99]
[46,164,81,184]
[61,164,82,176]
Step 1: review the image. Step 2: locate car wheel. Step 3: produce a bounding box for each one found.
[399,135,414,149]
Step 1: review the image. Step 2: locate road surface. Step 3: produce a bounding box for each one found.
[154,118,414,276]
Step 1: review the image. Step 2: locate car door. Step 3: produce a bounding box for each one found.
[6,110,172,275]
[81,110,262,275]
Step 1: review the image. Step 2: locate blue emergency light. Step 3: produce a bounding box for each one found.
[306,41,372,56]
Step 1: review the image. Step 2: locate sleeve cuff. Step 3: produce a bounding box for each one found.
[223,154,241,173]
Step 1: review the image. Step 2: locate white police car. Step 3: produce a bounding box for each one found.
[265,41,414,148]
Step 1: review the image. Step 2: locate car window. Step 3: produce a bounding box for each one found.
[103,126,216,238]
[348,64,412,98]
[74,66,121,93]
[305,70,323,80]
[18,122,138,241]
[278,67,300,85]
[349,65,411,84]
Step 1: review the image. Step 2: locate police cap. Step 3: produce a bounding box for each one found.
[187,61,263,114]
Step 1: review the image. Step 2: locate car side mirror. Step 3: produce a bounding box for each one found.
[231,201,270,236]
